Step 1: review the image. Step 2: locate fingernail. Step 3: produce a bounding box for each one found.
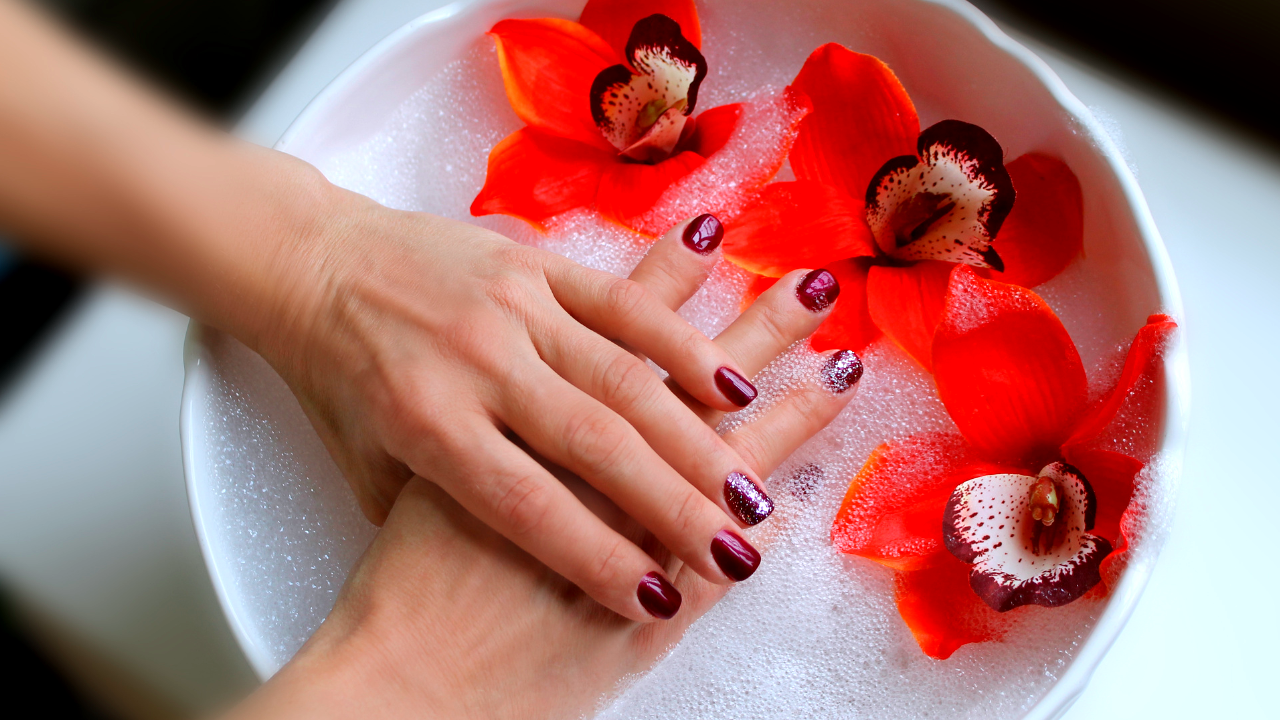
[714,367,757,407]
[682,214,724,254]
[796,268,840,312]
[821,349,864,393]
[724,472,773,526]
[711,529,761,581]
[637,571,682,619]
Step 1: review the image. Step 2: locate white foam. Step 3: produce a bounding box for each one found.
[308,10,1174,719]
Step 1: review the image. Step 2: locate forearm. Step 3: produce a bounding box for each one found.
[0,0,334,351]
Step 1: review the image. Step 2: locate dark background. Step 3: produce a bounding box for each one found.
[1,0,1276,715]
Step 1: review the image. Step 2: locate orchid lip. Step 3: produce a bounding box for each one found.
[589,14,707,164]
[942,461,1109,612]
[865,120,1014,271]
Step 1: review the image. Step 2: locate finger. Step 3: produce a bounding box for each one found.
[498,360,765,585]
[676,267,842,426]
[716,267,840,374]
[723,348,864,478]
[649,350,864,628]
[627,214,723,310]
[532,320,776,529]
[408,420,684,623]
[544,256,755,412]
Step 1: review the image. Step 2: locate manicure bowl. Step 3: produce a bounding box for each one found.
[181,0,1189,716]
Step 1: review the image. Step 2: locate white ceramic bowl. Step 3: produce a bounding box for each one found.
[182,0,1189,716]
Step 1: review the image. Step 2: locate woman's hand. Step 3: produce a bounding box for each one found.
[248,184,844,621]
[231,222,863,720]
[0,0,826,624]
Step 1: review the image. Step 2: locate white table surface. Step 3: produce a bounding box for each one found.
[1,0,1275,716]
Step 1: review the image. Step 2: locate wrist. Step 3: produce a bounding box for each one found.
[229,599,460,720]
[190,146,349,365]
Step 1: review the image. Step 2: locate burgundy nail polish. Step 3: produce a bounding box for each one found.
[821,349,864,393]
[724,472,774,526]
[637,571,682,619]
[796,268,840,312]
[682,214,724,255]
[711,529,761,582]
[714,367,757,407]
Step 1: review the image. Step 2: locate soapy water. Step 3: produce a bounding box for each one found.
[308,21,1173,720]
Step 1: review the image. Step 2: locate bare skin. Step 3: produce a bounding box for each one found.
[230,221,860,720]
[0,0,845,619]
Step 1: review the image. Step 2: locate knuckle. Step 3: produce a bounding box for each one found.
[493,243,546,275]
[483,274,531,315]
[675,324,710,362]
[596,351,658,414]
[562,407,631,472]
[725,430,772,475]
[491,471,553,538]
[754,300,799,349]
[587,538,633,591]
[604,277,651,322]
[665,488,710,544]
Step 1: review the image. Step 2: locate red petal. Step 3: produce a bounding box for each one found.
[865,261,954,371]
[721,182,875,277]
[1064,314,1178,459]
[471,129,613,225]
[811,259,882,352]
[831,432,981,571]
[1062,447,1140,547]
[596,150,704,229]
[932,266,1088,464]
[789,43,919,199]
[1062,446,1142,588]
[578,0,701,56]
[983,153,1084,288]
[739,273,777,311]
[681,103,743,158]
[490,18,619,148]
[895,553,1008,659]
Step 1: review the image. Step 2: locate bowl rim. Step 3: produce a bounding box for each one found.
[181,0,1191,713]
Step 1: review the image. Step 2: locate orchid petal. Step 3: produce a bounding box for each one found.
[932,266,1088,464]
[739,273,777,310]
[811,259,882,352]
[984,153,1084,288]
[832,432,983,571]
[866,260,954,371]
[721,182,875,277]
[895,553,1007,659]
[681,103,743,158]
[590,15,706,155]
[471,129,612,225]
[595,150,704,229]
[1064,314,1178,458]
[1061,447,1140,549]
[490,18,619,148]
[789,43,919,199]
[944,462,1109,612]
[867,120,1014,269]
[578,0,701,56]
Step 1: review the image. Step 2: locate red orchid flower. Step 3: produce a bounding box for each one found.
[722,43,1084,370]
[470,0,791,231]
[831,265,1177,659]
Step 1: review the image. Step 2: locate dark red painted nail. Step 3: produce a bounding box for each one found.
[724,472,773,526]
[637,571,682,619]
[821,349,864,393]
[711,529,761,581]
[714,367,757,407]
[682,214,724,255]
[796,269,840,312]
